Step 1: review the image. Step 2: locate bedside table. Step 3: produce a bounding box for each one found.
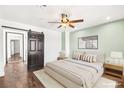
[104,63,123,81]
[57,57,68,60]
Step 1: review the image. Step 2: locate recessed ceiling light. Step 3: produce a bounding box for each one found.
[106,17,111,20]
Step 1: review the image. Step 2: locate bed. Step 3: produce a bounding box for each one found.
[44,52,104,88]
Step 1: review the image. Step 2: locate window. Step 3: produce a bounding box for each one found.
[78,35,98,49]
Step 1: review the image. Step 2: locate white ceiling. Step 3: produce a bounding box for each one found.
[0,5,124,31]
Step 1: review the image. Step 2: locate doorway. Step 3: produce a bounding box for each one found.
[3,27,44,70]
[6,32,24,64]
[8,40,22,63]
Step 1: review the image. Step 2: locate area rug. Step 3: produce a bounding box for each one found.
[33,69,117,88]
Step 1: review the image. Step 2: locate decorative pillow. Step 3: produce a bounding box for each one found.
[72,51,82,60]
[80,54,84,61]
[80,54,97,63]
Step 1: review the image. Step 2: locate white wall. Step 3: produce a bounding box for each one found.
[11,40,15,55]
[45,31,61,62]
[0,19,61,77]
[14,40,20,54]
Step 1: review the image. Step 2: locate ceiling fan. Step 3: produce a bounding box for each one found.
[48,13,84,28]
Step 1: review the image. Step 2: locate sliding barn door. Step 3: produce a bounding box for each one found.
[28,31,44,71]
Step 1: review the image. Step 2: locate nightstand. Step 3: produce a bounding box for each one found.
[104,63,124,82]
[57,57,68,60]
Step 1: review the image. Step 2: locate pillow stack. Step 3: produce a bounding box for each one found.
[72,51,97,63]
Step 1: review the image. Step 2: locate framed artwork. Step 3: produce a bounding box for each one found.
[78,35,98,49]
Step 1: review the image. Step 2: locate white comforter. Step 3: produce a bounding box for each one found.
[45,59,103,88]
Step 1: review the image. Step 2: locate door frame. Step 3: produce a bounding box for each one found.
[6,32,24,64]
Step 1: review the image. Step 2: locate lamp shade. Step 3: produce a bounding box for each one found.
[59,51,65,58]
[110,52,123,59]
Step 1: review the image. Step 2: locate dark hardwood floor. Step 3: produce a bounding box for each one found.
[8,53,23,63]
[0,62,44,88]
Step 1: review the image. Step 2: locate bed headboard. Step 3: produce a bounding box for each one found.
[85,51,105,63]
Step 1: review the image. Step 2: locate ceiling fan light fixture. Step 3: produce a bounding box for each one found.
[62,13,67,18]
[61,23,67,27]
[62,18,68,23]
[48,13,84,29]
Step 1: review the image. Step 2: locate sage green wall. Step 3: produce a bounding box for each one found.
[66,19,124,57]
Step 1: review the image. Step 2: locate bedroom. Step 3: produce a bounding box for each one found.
[0,5,124,88]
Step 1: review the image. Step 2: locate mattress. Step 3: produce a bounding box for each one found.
[44,59,104,88]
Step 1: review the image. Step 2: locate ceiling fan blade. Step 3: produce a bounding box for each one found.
[69,24,75,28]
[48,22,60,23]
[57,25,62,28]
[69,19,84,23]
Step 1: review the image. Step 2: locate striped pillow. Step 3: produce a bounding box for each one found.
[72,51,82,60]
[80,54,97,63]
